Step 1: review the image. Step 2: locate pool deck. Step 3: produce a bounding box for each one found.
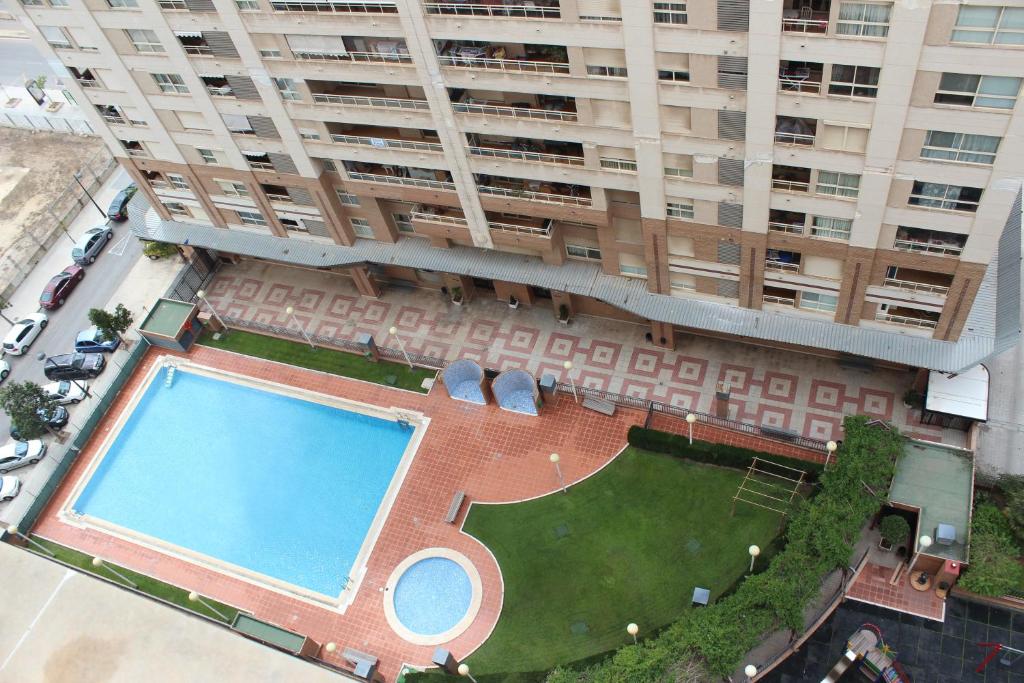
[33,345,645,680]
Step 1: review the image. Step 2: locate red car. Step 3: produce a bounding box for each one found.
[39,265,85,310]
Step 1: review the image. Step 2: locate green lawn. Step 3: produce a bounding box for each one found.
[197,329,436,393]
[28,536,241,623]
[461,449,785,677]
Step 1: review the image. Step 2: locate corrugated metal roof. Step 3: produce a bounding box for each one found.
[131,195,1020,372]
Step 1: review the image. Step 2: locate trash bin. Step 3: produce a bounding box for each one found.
[539,373,557,397]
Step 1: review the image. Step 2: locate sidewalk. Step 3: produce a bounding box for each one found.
[205,259,965,445]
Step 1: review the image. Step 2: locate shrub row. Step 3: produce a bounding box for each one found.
[626,425,825,482]
[960,502,1024,598]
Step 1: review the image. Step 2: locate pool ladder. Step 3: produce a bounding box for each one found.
[165,365,177,387]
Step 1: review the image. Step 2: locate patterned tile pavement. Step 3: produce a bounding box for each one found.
[846,562,946,621]
[205,260,966,447]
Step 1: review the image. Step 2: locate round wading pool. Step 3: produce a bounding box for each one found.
[384,549,483,645]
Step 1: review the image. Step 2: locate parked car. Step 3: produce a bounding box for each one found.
[0,359,9,382]
[39,265,85,310]
[71,226,114,265]
[1,312,48,356]
[43,352,105,381]
[0,475,20,501]
[10,405,69,440]
[42,380,87,405]
[74,326,120,354]
[106,184,137,221]
[0,440,46,474]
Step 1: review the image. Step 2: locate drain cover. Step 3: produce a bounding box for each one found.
[686,538,702,555]
[570,621,589,635]
[554,524,570,539]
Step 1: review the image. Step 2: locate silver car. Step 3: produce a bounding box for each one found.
[0,476,20,502]
[0,440,46,474]
[72,226,114,265]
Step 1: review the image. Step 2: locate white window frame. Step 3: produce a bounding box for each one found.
[566,244,602,261]
[828,64,880,98]
[350,217,375,237]
[336,191,360,206]
[619,264,648,278]
[393,212,414,233]
[952,6,1024,46]
[815,171,861,199]
[600,157,638,172]
[167,173,189,190]
[107,0,138,7]
[810,216,852,241]
[152,73,189,94]
[666,201,695,219]
[836,2,891,38]
[279,217,306,232]
[653,2,687,25]
[215,179,248,197]
[197,148,220,164]
[586,65,628,78]
[39,26,72,49]
[935,73,1021,109]
[163,201,189,216]
[657,69,690,82]
[798,291,838,313]
[908,182,982,212]
[274,77,302,101]
[126,29,164,53]
[235,0,260,9]
[237,209,267,226]
[259,48,283,58]
[664,165,694,178]
[920,131,1000,165]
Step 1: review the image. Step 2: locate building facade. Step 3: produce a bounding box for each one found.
[9,0,1024,365]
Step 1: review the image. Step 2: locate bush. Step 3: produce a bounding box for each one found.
[626,425,824,482]
[143,241,179,260]
[879,515,910,547]
[998,475,1024,544]
[960,503,1024,597]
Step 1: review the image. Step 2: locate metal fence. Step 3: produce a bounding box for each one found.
[165,248,221,302]
[0,112,94,135]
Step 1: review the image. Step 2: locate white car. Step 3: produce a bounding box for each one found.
[0,440,45,474]
[0,475,20,502]
[42,380,87,405]
[0,359,8,382]
[2,312,48,356]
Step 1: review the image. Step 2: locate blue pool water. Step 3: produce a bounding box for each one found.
[393,557,472,635]
[73,367,413,597]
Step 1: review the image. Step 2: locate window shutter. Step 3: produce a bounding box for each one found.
[717,0,750,31]
[67,27,97,50]
[717,110,746,140]
[303,219,330,237]
[717,279,740,298]
[203,31,239,58]
[718,158,744,186]
[717,56,748,89]
[288,187,314,205]
[267,152,297,174]
[717,239,742,263]
[582,48,626,68]
[225,75,260,100]
[184,0,216,11]
[576,0,622,19]
[248,115,280,139]
[178,111,210,130]
[718,203,744,228]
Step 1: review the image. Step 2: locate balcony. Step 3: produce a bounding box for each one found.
[262,184,294,204]
[782,0,830,34]
[287,36,411,63]
[158,0,187,7]
[327,124,444,152]
[763,286,798,307]
[69,67,100,89]
[487,212,553,237]
[778,61,824,94]
[308,82,429,110]
[883,267,953,296]
[875,307,939,329]
[765,250,801,273]
[768,210,806,235]
[893,227,966,257]
[177,34,214,56]
[344,162,456,191]
[468,135,584,166]
[450,89,577,122]
[96,105,126,125]
[771,165,811,193]
[270,0,397,13]
[775,116,816,146]
[424,2,560,18]
[476,175,591,206]
[410,205,468,226]
[201,76,233,98]
[436,41,570,75]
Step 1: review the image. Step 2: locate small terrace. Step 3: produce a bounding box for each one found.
[467,134,584,166]
[893,227,967,257]
[201,75,233,98]
[768,210,806,235]
[765,249,801,273]
[270,0,398,13]
[435,40,570,75]
[476,174,592,206]
[343,161,456,190]
[261,184,294,203]
[176,33,213,56]
[307,82,429,110]
[781,0,830,34]
[763,286,798,307]
[326,124,444,153]
[410,204,468,226]
[424,1,560,18]
[883,267,953,296]
[243,151,275,171]
[450,89,577,122]
[486,212,553,237]
[286,35,410,63]
[771,165,811,193]
[875,306,940,329]
[778,60,824,94]
[775,115,816,146]
[69,67,100,89]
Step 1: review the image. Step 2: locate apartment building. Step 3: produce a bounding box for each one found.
[10,0,1022,370]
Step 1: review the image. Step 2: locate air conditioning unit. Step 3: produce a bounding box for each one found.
[935,523,957,546]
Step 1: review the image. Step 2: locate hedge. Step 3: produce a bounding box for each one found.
[626,425,824,482]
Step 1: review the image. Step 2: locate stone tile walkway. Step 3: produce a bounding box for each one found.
[846,561,946,622]
[205,260,965,446]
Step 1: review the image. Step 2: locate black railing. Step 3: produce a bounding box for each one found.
[166,248,221,303]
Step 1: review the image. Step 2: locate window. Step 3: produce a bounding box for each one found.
[810,216,852,241]
[587,65,628,78]
[664,166,694,178]
[908,181,982,212]
[337,191,360,206]
[658,70,690,82]
[836,3,891,37]
[107,0,138,7]
[222,114,254,134]
[667,201,695,219]
[48,0,70,6]
[197,148,219,164]
[921,131,1000,165]
[393,213,414,233]
[350,218,374,238]
[799,292,838,313]
[126,29,164,53]
[566,244,601,261]
[619,254,648,278]
[935,73,1021,109]
[235,0,259,8]
[952,6,1024,45]
[163,202,188,216]
[298,129,320,140]
[600,158,638,172]
[215,179,248,197]
[653,2,687,24]
[237,209,267,226]
[167,173,189,190]
[152,73,189,94]
[158,0,187,8]
[820,123,869,153]
[259,48,282,58]
[39,26,72,49]
[280,218,305,232]
[828,65,880,97]
[815,171,861,198]
[274,78,301,101]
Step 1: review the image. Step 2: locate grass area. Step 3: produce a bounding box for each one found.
[198,329,435,393]
[460,448,786,676]
[29,536,241,623]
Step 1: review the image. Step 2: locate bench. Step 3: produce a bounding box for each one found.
[582,397,616,416]
[445,490,466,524]
[342,647,379,681]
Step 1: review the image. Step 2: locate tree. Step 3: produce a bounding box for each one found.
[879,514,911,548]
[88,304,134,349]
[0,381,58,440]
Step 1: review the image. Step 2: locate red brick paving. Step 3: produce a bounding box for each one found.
[846,561,945,621]
[34,345,831,680]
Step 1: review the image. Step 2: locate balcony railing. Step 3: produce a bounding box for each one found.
[126,149,149,158]
[768,222,804,235]
[763,295,796,306]
[158,0,187,8]
[182,45,214,56]
[468,146,583,166]
[248,161,275,171]
[452,102,577,122]
[489,220,552,237]
[312,93,430,110]
[437,55,570,74]
[77,79,100,88]
[882,278,950,295]
[782,17,828,33]
[265,193,294,203]
[875,312,938,329]
[295,50,412,63]
[206,86,233,97]
[893,239,964,257]
[765,260,800,273]
[772,179,811,193]
[778,77,821,94]
[424,3,560,18]
[348,172,456,191]
[331,134,444,152]
[102,114,127,125]
[270,1,398,13]
[774,131,815,146]
[600,158,638,172]
[410,209,468,225]
[478,184,592,206]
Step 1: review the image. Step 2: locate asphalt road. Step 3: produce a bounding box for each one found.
[0,165,141,438]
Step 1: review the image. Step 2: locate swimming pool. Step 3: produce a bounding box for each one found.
[394,557,472,636]
[69,363,422,603]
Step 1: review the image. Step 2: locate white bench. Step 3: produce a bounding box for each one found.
[582,397,616,416]
[445,490,466,523]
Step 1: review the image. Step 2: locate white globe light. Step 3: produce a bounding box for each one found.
[563,360,572,370]
[92,557,104,567]
[285,306,294,315]
[686,413,697,424]
[389,326,398,335]
[549,453,560,463]
[188,591,199,602]
[919,535,933,549]
[457,664,470,676]
[744,664,757,677]
[749,545,761,557]
[325,642,337,654]
[196,289,206,299]
[626,623,639,636]
[5,524,17,535]
[826,440,838,452]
